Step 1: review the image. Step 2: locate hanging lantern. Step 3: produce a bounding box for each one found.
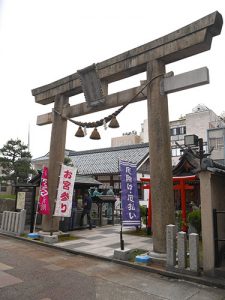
[75,126,85,137]
[90,127,101,140]
[108,115,120,128]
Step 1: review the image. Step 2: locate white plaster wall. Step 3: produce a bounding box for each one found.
[186,110,220,142]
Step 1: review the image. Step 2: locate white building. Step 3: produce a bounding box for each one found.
[208,127,225,164]
[140,104,225,166]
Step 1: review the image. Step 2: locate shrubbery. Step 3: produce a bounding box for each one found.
[139,205,147,225]
[187,209,201,235]
[176,209,201,235]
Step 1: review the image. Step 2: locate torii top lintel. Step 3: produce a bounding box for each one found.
[32,11,222,106]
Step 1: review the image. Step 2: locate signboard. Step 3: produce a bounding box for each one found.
[54,164,77,217]
[16,192,26,210]
[120,160,141,227]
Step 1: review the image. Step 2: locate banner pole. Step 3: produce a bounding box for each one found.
[33,173,43,233]
[33,211,38,233]
[120,201,124,250]
[51,163,62,236]
[118,159,124,250]
[50,201,56,236]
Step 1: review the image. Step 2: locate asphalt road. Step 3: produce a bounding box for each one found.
[0,235,225,300]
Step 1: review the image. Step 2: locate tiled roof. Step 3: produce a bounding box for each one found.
[201,158,225,176]
[172,149,225,177]
[32,149,76,162]
[172,150,200,176]
[70,143,149,175]
[29,172,102,186]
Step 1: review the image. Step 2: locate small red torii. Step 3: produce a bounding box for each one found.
[140,175,197,232]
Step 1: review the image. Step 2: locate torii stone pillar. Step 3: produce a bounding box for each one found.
[42,95,69,232]
[147,60,174,253]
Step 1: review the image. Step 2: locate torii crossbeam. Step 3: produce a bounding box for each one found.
[32,11,223,254]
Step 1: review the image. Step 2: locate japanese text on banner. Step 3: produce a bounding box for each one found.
[54,164,77,217]
[120,160,140,227]
[38,166,51,215]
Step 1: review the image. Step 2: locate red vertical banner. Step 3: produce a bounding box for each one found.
[38,166,51,215]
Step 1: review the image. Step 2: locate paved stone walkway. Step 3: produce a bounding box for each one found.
[56,225,153,258]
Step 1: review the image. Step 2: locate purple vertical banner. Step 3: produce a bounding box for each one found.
[120,160,141,227]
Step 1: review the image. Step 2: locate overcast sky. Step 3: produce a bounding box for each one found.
[0,0,224,158]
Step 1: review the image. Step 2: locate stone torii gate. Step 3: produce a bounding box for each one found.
[32,11,223,254]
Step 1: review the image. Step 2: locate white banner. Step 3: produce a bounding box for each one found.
[54,164,77,217]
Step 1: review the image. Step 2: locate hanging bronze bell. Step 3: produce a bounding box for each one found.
[108,116,120,128]
[90,127,101,140]
[75,126,84,137]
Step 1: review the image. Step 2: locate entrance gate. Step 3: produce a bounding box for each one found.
[141,175,197,232]
[32,12,223,253]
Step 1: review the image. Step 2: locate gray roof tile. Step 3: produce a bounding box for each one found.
[70,143,149,175]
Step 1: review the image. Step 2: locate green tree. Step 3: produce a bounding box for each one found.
[64,156,74,167]
[0,139,35,185]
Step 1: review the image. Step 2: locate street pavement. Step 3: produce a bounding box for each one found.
[0,226,225,299]
[51,225,225,289]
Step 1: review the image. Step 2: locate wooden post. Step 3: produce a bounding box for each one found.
[180,178,187,232]
[147,60,175,253]
[42,94,69,232]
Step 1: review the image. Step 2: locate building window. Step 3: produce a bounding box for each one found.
[209,138,224,150]
[170,126,186,136]
[137,183,142,199]
[203,145,208,153]
[172,148,181,157]
[172,149,177,157]
[114,182,120,189]
[180,126,186,135]
[170,128,177,136]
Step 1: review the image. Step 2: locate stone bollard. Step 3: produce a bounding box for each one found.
[178,231,187,269]
[189,233,200,273]
[114,248,132,261]
[166,224,176,267]
[17,209,26,235]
